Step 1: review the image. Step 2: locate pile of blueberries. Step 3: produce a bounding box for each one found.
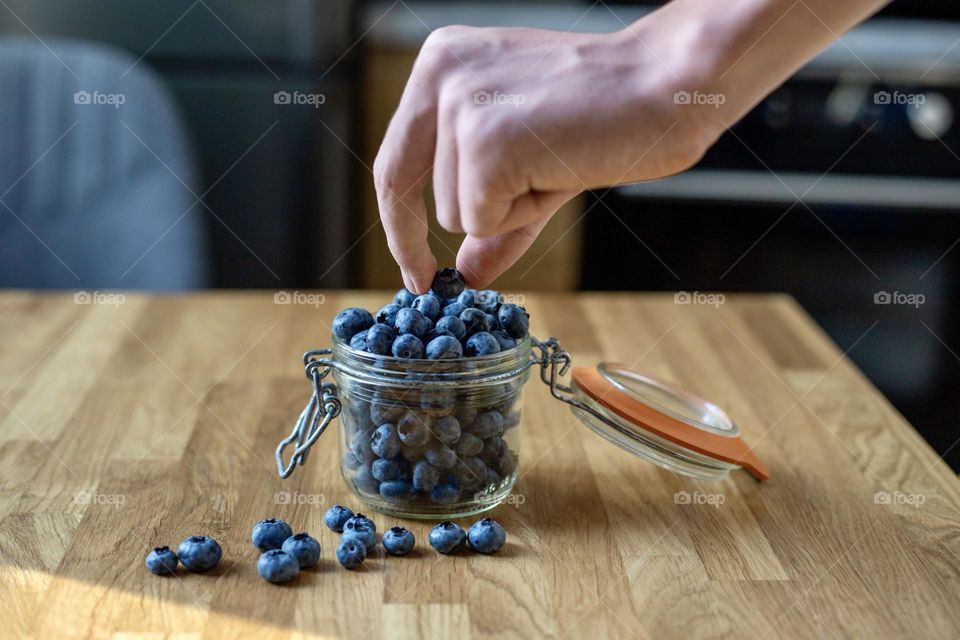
[332,268,530,359]
[334,269,527,510]
[145,507,506,583]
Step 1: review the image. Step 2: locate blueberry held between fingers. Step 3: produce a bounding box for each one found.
[257,549,300,583]
[467,518,506,554]
[323,505,355,533]
[497,304,529,339]
[382,526,416,556]
[429,521,467,554]
[177,535,222,572]
[426,335,463,359]
[431,268,466,299]
[252,518,294,551]
[365,323,397,355]
[464,332,501,357]
[336,538,367,569]
[333,307,375,342]
[281,533,321,568]
[392,333,425,359]
[145,546,178,575]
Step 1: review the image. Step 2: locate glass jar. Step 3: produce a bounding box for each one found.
[276,337,769,519]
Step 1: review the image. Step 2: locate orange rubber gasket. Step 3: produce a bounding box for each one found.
[571,366,769,481]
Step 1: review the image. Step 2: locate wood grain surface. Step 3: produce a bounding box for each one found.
[0,291,958,639]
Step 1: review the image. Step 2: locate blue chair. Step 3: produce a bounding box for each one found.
[0,37,208,289]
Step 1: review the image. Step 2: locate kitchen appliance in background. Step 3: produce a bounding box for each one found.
[583,14,960,469]
[0,0,357,288]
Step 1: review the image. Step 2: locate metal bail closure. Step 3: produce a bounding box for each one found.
[276,349,341,479]
[569,363,769,481]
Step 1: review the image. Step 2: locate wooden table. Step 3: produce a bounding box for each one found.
[1,291,958,639]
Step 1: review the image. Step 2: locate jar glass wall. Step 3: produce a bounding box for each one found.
[333,336,530,519]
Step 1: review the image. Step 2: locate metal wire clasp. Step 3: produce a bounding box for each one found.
[276,349,341,479]
[531,337,597,415]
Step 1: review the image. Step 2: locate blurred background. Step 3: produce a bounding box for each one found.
[0,0,957,469]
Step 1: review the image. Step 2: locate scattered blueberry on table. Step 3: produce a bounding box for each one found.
[281,533,321,568]
[251,518,294,551]
[342,518,377,553]
[382,526,416,556]
[467,518,507,554]
[257,549,300,583]
[145,546,178,575]
[429,521,467,554]
[324,505,355,533]
[336,538,367,569]
[177,535,222,572]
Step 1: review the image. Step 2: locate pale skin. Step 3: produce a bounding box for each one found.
[374,0,891,294]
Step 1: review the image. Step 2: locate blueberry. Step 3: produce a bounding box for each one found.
[431,482,460,504]
[429,521,467,554]
[426,335,463,359]
[257,549,300,583]
[145,546,178,575]
[428,268,464,299]
[412,460,440,492]
[392,333,425,359]
[252,518,294,551]
[382,526,416,556]
[422,328,455,345]
[177,535,222,572]
[478,435,503,465]
[412,293,441,321]
[397,412,429,446]
[485,314,499,332]
[323,505,354,533]
[380,480,416,502]
[400,442,428,462]
[457,289,476,307]
[498,448,518,476]
[467,518,506,554]
[342,522,377,553]
[464,332,501,357]
[456,432,483,457]
[471,411,504,438]
[475,290,501,314]
[365,323,397,355]
[353,464,379,493]
[498,304,529,339]
[454,457,487,491]
[336,538,366,569]
[350,430,376,464]
[344,513,376,534]
[393,288,416,308]
[435,315,466,340]
[460,308,490,336]
[394,307,433,338]
[371,423,402,458]
[421,388,456,416]
[376,303,402,326]
[433,415,461,445]
[371,457,401,481]
[482,465,501,489]
[333,307,375,342]
[281,532,321,568]
[370,400,404,424]
[349,329,369,350]
[440,302,466,319]
[490,330,517,351]
[425,442,458,470]
[455,406,478,425]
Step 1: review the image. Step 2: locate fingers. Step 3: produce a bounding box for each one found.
[433,97,462,234]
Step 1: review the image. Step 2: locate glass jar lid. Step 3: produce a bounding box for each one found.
[569,363,769,481]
